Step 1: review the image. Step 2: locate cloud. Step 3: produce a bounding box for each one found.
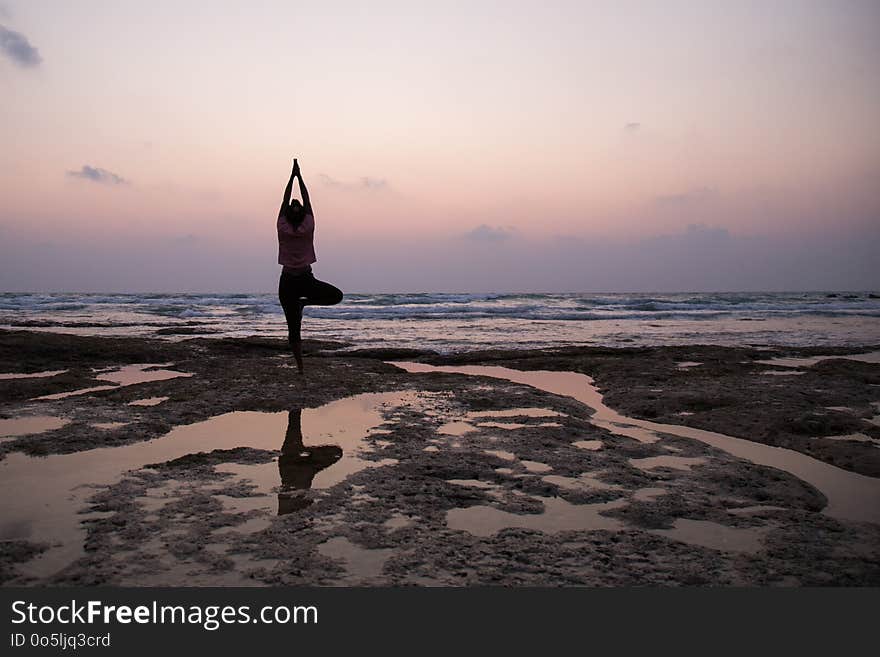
[66,165,129,185]
[0,24,41,68]
[319,174,389,191]
[318,174,343,187]
[360,177,388,190]
[464,224,514,242]
[654,187,717,207]
[623,122,641,133]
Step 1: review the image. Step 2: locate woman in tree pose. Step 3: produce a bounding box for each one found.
[277,158,343,372]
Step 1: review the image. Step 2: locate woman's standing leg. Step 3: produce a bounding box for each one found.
[278,272,305,372]
[297,275,341,370]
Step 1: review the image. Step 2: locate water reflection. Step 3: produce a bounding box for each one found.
[1,390,414,581]
[277,409,342,515]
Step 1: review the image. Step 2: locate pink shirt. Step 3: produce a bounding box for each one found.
[277,212,316,269]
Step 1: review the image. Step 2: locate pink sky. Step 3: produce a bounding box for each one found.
[1,1,878,292]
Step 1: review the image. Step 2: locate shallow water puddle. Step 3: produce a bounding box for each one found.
[213,494,276,516]
[448,479,497,490]
[542,474,622,492]
[476,421,562,430]
[96,363,186,385]
[822,433,880,447]
[484,449,516,461]
[213,516,273,536]
[652,518,768,554]
[439,408,565,438]
[467,408,564,419]
[437,421,476,436]
[134,480,185,513]
[0,369,68,380]
[602,421,661,444]
[633,487,667,501]
[391,362,880,525]
[34,364,192,400]
[0,390,420,580]
[447,496,627,537]
[0,415,70,439]
[450,479,760,554]
[317,536,394,583]
[756,351,880,368]
[36,385,120,400]
[129,397,169,407]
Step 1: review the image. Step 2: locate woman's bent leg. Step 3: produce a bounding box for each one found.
[300,276,343,306]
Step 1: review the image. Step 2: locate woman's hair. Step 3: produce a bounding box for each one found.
[285,199,306,228]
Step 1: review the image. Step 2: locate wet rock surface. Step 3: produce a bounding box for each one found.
[1,330,878,586]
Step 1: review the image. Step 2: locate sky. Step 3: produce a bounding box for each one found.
[1,0,878,293]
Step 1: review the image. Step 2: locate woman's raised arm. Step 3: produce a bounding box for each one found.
[279,160,296,218]
[296,162,312,215]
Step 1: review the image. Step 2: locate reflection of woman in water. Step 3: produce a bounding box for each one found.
[277,408,342,515]
[277,158,343,373]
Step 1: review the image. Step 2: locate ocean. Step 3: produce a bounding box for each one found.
[2,291,879,352]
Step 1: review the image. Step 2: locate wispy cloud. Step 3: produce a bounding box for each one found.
[623,122,641,133]
[359,177,387,190]
[0,24,41,68]
[319,174,341,187]
[66,165,129,186]
[319,174,389,191]
[464,224,514,242]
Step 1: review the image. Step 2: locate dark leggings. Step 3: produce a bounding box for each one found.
[278,269,343,344]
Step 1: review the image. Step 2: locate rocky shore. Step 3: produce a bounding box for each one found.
[1,329,878,586]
